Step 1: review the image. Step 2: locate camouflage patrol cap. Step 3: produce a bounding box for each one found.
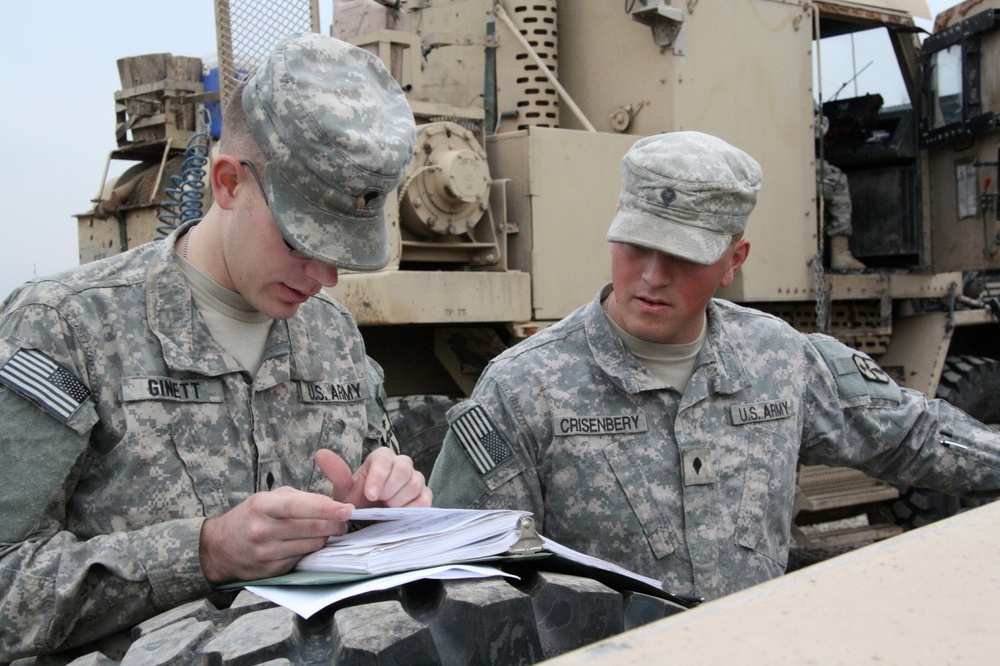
[606,131,762,265]
[242,33,415,270]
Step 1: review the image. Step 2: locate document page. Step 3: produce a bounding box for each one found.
[295,507,531,574]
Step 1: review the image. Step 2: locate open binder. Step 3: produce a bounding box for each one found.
[223,507,700,611]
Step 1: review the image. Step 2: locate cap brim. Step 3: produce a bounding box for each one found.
[607,209,732,265]
[266,163,390,271]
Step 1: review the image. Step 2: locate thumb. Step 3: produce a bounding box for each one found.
[314,449,358,503]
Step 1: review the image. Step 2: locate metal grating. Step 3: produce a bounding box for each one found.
[214,0,320,112]
[509,1,559,129]
[756,300,890,354]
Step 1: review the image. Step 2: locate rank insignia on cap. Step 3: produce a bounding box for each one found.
[453,404,511,475]
[356,190,381,211]
[0,349,91,422]
[853,354,891,384]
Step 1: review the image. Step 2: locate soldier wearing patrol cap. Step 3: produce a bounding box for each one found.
[430,130,1000,601]
[0,33,429,659]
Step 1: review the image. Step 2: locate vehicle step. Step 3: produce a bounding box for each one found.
[796,522,902,549]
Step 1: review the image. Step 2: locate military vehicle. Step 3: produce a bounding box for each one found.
[81,0,1000,541]
[64,0,999,661]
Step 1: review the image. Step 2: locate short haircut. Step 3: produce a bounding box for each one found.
[219,79,265,165]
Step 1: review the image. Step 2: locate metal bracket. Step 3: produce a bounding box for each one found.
[630,0,684,48]
[506,516,545,555]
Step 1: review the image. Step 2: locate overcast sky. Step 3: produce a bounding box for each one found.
[0,1,950,299]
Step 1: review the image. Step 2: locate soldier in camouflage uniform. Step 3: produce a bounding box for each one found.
[0,34,429,660]
[817,107,865,270]
[430,131,1000,602]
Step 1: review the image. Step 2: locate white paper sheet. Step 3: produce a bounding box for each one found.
[246,564,518,619]
[295,507,530,574]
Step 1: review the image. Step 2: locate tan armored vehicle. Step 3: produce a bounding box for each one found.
[81,0,1000,542]
[68,0,1000,661]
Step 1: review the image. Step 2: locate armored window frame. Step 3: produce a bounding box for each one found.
[920,8,1000,148]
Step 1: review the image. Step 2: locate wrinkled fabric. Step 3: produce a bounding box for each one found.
[607,131,762,265]
[0,223,394,659]
[431,284,1000,600]
[243,33,415,271]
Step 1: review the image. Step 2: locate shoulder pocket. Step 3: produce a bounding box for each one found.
[810,334,902,404]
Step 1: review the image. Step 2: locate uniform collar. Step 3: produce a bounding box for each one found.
[698,300,751,396]
[146,223,347,387]
[585,284,749,397]
[585,284,665,394]
[146,223,241,376]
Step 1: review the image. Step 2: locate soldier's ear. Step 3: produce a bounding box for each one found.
[210,155,242,209]
[720,238,750,288]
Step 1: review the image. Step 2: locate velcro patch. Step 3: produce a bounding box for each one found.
[810,334,902,403]
[553,413,648,436]
[853,354,891,384]
[730,399,796,425]
[0,349,91,422]
[298,380,368,403]
[682,448,716,486]
[452,405,511,475]
[121,376,224,403]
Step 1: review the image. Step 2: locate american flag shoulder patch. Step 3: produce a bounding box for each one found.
[453,404,512,475]
[0,348,92,423]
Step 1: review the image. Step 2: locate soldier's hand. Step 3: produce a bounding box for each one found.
[315,447,432,509]
[199,487,354,585]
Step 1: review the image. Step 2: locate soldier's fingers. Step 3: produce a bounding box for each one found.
[253,486,354,524]
[355,447,400,502]
[314,449,357,503]
[379,465,427,507]
[385,482,433,508]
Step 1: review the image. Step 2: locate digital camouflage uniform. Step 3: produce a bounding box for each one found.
[0,31,415,660]
[820,158,853,236]
[430,285,1000,600]
[0,228,396,657]
[816,110,853,237]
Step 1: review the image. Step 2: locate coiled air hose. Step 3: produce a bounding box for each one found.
[157,130,210,237]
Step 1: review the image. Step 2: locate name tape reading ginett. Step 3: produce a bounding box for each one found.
[121,377,225,403]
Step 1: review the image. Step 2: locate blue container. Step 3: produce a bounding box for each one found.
[202,67,222,139]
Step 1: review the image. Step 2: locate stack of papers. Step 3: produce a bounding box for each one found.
[295,507,533,574]
[231,507,682,619]
[248,564,517,619]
